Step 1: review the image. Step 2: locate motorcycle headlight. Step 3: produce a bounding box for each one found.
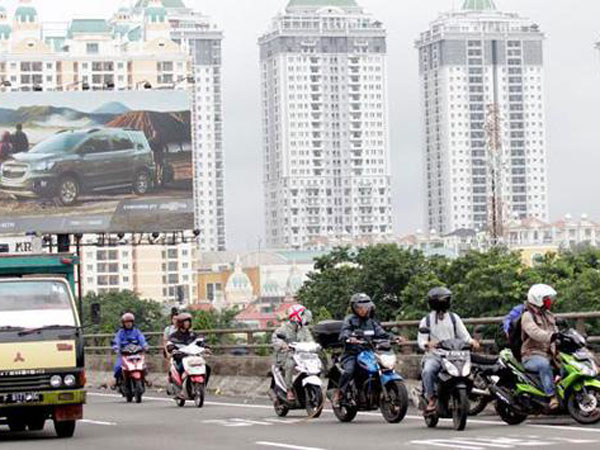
[378,353,397,370]
[50,375,62,388]
[443,359,459,377]
[64,374,76,387]
[462,360,472,377]
[31,161,56,171]
[572,360,598,377]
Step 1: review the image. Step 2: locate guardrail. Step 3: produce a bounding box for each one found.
[84,311,600,356]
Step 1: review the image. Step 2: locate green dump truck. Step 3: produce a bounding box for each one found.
[0,254,86,438]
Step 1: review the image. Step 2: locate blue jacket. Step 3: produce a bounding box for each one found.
[112,328,148,352]
[503,304,525,334]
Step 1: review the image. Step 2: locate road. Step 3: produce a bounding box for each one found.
[2,391,600,450]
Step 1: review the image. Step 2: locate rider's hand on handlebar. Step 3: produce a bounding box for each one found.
[347,337,361,345]
[471,339,481,351]
[394,336,406,345]
[426,340,439,350]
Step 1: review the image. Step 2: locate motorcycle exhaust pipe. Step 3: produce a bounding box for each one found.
[471,387,489,396]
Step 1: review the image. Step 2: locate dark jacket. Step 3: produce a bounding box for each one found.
[167,329,201,353]
[339,314,390,355]
[11,130,28,153]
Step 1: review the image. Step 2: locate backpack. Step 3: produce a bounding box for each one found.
[426,311,458,338]
[504,304,525,361]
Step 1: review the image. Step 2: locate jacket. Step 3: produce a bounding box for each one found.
[521,306,557,360]
[112,328,148,352]
[167,329,200,350]
[339,314,389,355]
[272,322,314,364]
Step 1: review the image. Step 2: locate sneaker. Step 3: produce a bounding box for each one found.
[425,397,437,413]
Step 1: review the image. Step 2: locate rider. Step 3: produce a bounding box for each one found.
[162,307,179,357]
[417,287,479,413]
[112,313,149,386]
[335,293,392,404]
[521,284,559,410]
[167,312,206,377]
[272,304,314,402]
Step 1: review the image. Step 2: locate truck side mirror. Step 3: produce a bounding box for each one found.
[91,303,101,325]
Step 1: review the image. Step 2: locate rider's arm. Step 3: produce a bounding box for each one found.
[454,314,474,344]
[373,320,390,340]
[417,317,429,351]
[271,326,288,349]
[522,311,553,343]
[112,330,122,352]
[136,329,149,350]
[339,317,354,342]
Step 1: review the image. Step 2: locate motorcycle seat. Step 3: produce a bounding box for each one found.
[471,354,498,365]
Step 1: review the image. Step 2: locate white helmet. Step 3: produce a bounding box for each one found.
[527,284,557,309]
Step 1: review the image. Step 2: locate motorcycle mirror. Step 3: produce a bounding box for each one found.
[276,332,287,340]
[419,327,431,334]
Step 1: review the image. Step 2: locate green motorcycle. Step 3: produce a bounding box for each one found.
[479,329,600,425]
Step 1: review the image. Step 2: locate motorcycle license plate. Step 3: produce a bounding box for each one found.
[0,392,42,404]
[447,351,468,358]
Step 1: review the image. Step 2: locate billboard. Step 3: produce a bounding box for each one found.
[0,90,193,234]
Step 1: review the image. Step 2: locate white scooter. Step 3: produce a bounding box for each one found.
[269,341,324,418]
[167,338,211,408]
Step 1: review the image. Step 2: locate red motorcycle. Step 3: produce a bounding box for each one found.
[119,343,147,403]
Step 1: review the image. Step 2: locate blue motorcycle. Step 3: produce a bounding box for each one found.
[326,330,409,423]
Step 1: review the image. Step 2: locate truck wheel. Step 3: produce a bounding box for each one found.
[57,176,79,206]
[133,170,151,195]
[54,420,76,438]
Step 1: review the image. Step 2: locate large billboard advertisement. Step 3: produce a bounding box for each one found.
[0,90,193,234]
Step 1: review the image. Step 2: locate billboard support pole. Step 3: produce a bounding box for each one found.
[74,234,83,321]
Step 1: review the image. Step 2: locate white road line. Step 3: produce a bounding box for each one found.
[411,440,483,450]
[80,419,117,426]
[87,392,600,435]
[256,441,326,450]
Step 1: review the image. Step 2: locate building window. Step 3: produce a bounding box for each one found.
[86,43,99,55]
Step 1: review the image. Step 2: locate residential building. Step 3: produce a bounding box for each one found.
[416,0,549,235]
[0,0,225,251]
[259,0,393,249]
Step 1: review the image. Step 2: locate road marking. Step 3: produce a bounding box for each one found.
[528,424,600,433]
[256,441,326,450]
[80,419,117,426]
[231,418,273,426]
[411,440,483,450]
[411,437,599,449]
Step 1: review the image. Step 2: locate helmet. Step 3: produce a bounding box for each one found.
[350,293,374,316]
[121,313,135,325]
[427,287,452,312]
[288,304,309,326]
[170,307,180,318]
[527,284,556,310]
[175,312,193,329]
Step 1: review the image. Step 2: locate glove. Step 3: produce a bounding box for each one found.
[550,332,559,343]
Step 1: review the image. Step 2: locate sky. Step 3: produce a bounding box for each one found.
[4,0,600,250]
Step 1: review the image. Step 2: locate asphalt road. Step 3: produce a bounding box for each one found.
[2,391,600,450]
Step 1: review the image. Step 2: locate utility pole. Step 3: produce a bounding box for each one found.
[485,103,505,246]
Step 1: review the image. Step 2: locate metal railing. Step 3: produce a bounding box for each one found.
[84,311,600,356]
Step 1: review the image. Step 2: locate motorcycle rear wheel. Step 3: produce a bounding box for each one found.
[380,380,409,424]
[176,398,186,407]
[304,385,324,419]
[567,386,600,424]
[468,374,490,416]
[495,401,527,425]
[194,383,205,408]
[452,388,469,431]
[424,412,439,428]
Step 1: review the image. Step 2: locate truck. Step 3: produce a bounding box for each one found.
[0,254,86,438]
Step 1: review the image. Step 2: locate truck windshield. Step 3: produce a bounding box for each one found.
[29,133,86,154]
[0,280,76,329]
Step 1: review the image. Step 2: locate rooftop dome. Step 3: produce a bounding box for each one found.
[0,24,10,39]
[225,256,253,295]
[285,264,305,295]
[262,271,283,297]
[462,0,497,11]
[287,0,358,7]
[15,3,37,23]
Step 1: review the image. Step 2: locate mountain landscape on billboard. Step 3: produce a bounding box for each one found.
[93,102,131,115]
[106,110,191,143]
[0,105,115,128]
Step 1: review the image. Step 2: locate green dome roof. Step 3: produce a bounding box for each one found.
[288,0,358,8]
[15,6,37,21]
[462,0,497,10]
[146,6,167,21]
[0,24,10,39]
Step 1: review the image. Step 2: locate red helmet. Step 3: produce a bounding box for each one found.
[175,312,193,329]
[121,313,135,325]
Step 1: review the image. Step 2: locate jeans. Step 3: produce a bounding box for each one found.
[113,354,122,380]
[523,355,556,396]
[421,356,442,400]
[339,355,357,394]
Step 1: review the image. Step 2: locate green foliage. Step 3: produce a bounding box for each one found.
[298,244,600,332]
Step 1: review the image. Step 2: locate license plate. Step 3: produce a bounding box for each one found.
[0,392,42,404]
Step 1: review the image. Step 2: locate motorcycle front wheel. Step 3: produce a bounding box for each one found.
[567,386,600,424]
[468,374,490,416]
[125,378,133,403]
[273,398,289,417]
[333,398,358,423]
[424,412,439,428]
[452,388,469,431]
[304,384,324,419]
[193,383,205,408]
[380,380,409,424]
[134,379,144,404]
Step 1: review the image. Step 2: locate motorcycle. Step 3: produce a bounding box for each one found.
[167,338,211,408]
[479,328,600,425]
[468,353,500,416]
[269,340,324,418]
[118,343,147,403]
[417,336,473,431]
[326,330,409,424]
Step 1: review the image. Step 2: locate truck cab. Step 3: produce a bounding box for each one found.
[0,254,85,438]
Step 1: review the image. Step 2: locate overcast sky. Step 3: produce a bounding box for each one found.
[6,0,600,249]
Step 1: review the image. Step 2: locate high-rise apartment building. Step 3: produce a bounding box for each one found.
[259,0,393,249]
[416,0,549,235]
[0,0,225,251]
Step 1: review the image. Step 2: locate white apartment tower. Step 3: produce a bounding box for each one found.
[259,0,393,249]
[416,0,549,235]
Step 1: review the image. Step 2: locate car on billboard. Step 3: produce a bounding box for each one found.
[0,128,156,206]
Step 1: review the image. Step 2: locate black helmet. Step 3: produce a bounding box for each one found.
[427,287,452,312]
[350,293,374,316]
